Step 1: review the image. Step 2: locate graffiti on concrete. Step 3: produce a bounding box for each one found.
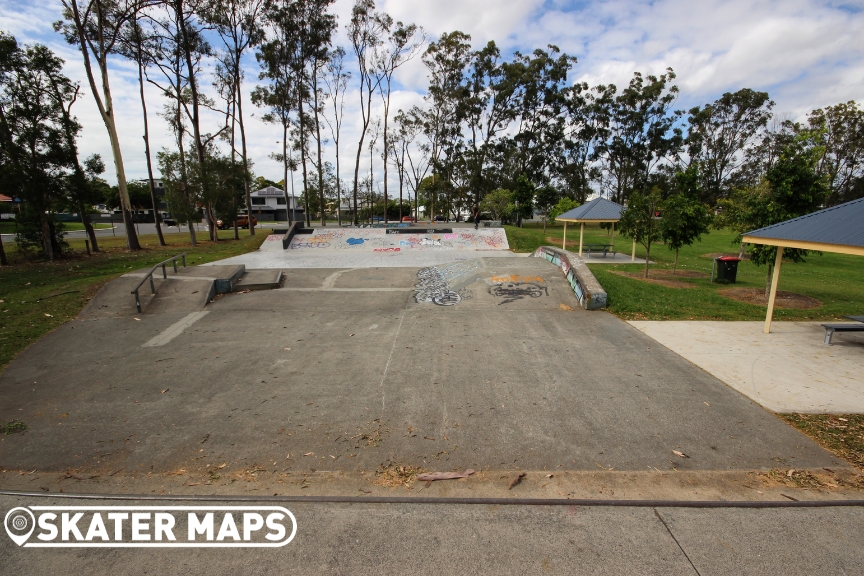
[373,247,401,252]
[414,267,464,306]
[486,274,548,305]
[488,282,548,304]
[346,237,366,245]
[290,241,331,249]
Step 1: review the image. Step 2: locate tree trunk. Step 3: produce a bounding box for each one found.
[68,1,139,250]
[644,243,651,278]
[336,134,341,227]
[312,72,326,227]
[282,124,292,225]
[0,231,7,265]
[40,211,53,261]
[673,248,679,272]
[296,90,309,227]
[738,242,746,260]
[188,221,197,246]
[138,54,165,246]
[398,146,404,220]
[236,67,254,236]
[77,195,99,253]
[382,99,389,223]
[765,263,773,298]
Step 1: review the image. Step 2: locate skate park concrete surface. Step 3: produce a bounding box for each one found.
[2,242,863,573]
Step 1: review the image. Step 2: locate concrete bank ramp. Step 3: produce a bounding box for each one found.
[206,227,516,268]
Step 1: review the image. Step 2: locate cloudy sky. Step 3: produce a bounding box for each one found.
[1,0,862,191]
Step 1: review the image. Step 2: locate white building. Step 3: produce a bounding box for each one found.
[244,186,303,222]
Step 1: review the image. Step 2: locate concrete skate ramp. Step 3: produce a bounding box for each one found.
[208,227,515,268]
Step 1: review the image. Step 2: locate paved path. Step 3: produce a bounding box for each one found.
[630,321,864,413]
[2,493,863,575]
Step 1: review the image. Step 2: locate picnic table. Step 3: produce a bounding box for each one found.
[583,244,614,258]
[821,315,864,345]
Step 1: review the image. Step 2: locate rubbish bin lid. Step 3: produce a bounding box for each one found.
[717,256,740,261]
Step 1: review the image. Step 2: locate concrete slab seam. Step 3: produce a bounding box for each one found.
[141,311,209,347]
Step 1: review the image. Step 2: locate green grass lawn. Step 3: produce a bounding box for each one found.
[506,223,864,321]
[0,221,113,233]
[0,230,267,370]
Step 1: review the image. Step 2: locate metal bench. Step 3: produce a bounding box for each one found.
[821,322,864,345]
[583,244,614,258]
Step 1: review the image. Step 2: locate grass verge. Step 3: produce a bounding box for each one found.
[0,230,268,370]
[505,223,864,321]
[779,414,864,470]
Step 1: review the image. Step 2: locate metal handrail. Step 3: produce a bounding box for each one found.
[130,253,188,313]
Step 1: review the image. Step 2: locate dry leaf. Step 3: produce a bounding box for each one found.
[134,318,141,321]
[160,388,169,394]
[304,452,315,456]
[672,450,689,458]
[416,469,475,482]
[44,313,53,318]
[508,472,526,490]
[787,469,795,477]
[284,348,291,351]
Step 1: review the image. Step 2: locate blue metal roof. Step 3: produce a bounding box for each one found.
[744,197,864,248]
[557,197,623,221]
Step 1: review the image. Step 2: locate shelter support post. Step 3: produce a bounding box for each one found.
[562,222,567,250]
[579,223,584,256]
[631,239,636,262]
[763,247,784,334]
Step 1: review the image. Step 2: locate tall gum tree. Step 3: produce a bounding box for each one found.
[55,0,146,250]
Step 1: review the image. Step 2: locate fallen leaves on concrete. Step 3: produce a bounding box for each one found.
[508,471,526,490]
[672,450,689,458]
[779,413,864,470]
[417,469,475,482]
[374,464,424,489]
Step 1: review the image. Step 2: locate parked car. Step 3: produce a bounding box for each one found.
[401,216,416,222]
[216,215,258,229]
[433,215,447,222]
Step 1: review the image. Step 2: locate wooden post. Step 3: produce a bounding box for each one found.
[562,222,567,250]
[579,222,584,255]
[631,238,636,262]
[763,247,785,334]
[610,222,615,246]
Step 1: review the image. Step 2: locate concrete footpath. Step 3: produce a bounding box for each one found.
[2,493,863,575]
[630,321,864,413]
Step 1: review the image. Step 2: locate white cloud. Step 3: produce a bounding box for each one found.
[1,0,862,190]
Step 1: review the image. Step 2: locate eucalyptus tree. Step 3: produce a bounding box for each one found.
[595,68,682,204]
[372,16,424,222]
[118,9,166,245]
[506,46,574,186]
[558,81,609,203]
[55,0,148,250]
[685,88,774,204]
[0,37,72,260]
[207,0,266,234]
[302,0,337,226]
[256,0,300,224]
[462,40,521,199]
[347,0,385,225]
[807,101,864,206]
[320,46,349,225]
[147,0,215,243]
[422,30,471,218]
[395,106,431,221]
[43,49,102,252]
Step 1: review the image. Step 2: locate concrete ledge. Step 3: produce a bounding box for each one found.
[281,221,313,249]
[532,246,607,310]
